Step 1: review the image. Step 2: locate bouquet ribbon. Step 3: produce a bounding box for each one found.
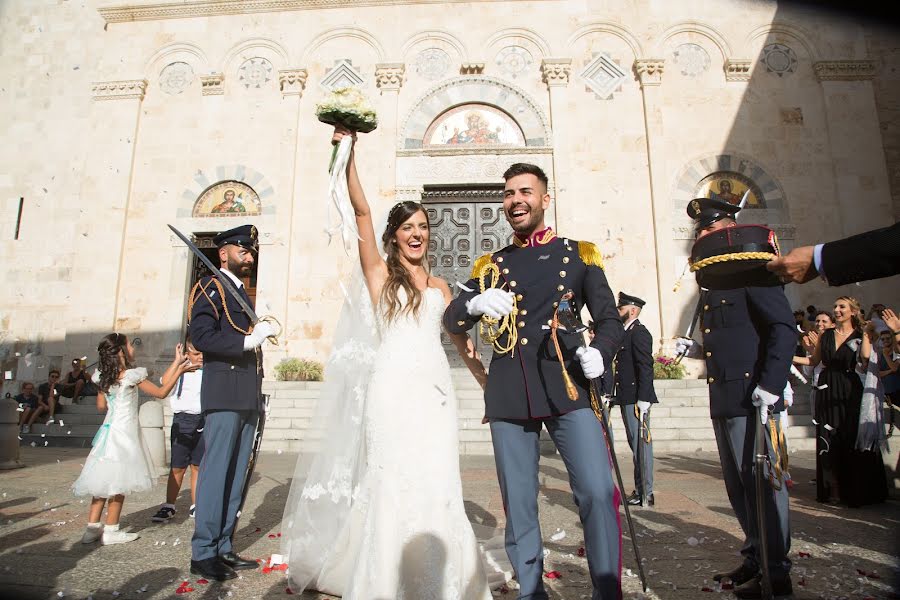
[326,135,361,254]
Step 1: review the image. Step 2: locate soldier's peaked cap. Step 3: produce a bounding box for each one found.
[686,197,741,230]
[617,292,646,308]
[214,224,259,253]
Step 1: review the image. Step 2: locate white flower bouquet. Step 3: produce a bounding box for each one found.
[316,87,379,252]
[316,87,378,171]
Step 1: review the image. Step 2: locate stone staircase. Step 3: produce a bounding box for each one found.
[24,371,820,456]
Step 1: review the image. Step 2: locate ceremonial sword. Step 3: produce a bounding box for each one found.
[555,291,649,593]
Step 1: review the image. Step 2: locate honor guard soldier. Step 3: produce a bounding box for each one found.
[444,163,625,600]
[676,198,794,599]
[188,224,275,581]
[611,292,658,507]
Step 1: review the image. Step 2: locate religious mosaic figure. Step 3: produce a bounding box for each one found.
[210,189,247,214]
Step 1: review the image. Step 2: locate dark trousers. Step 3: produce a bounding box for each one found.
[191,409,258,561]
[490,408,622,600]
[712,415,791,578]
[619,403,653,497]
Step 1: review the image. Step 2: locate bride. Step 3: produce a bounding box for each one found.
[280,127,495,599]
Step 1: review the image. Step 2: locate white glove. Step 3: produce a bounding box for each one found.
[783,382,794,408]
[465,288,515,319]
[575,346,605,380]
[637,400,651,418]
[751,385,779,425]
[675,338,695,356]
[243,321,275,350]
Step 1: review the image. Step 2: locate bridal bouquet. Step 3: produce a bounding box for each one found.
[316,87,378,253]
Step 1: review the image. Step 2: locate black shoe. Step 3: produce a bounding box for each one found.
[713,563,758,586]
[733,574,793,599]
[218,551,259,570]
[626,492,654,507]
[190,558,236,581]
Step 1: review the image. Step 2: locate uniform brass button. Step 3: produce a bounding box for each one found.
[559,270,567,277]
[502,268,510,275]
[552,301,558,307]
[721,299,727,304]
[744,372,750,378]
[546,319,552,326]
[704,328,710,334]
[457,320,466,326]
[557,284,564,291]
[563,256,570,264]
[521,338,529,345]
[510,281,517,288]
[516,294,524,301]
[704,305,709,310]
[497,257,504,263]
[518,321,526,328]
[230,365,235,370]
[705,351,712,357]
[520,309,528,315]
[707,377,715,383]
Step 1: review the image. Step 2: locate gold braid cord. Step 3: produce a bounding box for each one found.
[475,261,519,355]
[550,311,579,401]
[689,251,777,272]
[187,278,253,335]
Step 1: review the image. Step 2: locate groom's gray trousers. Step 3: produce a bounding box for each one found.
[490,408,622,600]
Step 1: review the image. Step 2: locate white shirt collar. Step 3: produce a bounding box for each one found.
[220,268,243,289]
[623,317,638,331]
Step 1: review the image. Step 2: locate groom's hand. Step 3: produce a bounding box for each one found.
[466,288,515,319]
[575,346,604,380]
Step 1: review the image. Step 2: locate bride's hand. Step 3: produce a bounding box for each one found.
[332,126,356,145]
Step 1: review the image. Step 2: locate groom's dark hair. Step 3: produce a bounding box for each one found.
[503,163,548,188]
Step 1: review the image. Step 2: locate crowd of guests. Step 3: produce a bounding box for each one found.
[14,358,96,433]
[792,298,898,508]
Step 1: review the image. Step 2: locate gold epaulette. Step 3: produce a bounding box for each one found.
[470,253,494,279]
[578,241,605,269]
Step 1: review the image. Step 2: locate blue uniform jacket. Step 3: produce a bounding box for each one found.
[612,320,658,406]
[700,286,795,418]
[444,236,623,420]
[189,275,263,412]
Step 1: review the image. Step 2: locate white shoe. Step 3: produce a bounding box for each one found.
[81,524,103,544]
[102,529,139,545]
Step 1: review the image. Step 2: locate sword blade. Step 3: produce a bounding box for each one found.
[168,224,259,322]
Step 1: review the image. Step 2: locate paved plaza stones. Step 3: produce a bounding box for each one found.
[0,447,897,599]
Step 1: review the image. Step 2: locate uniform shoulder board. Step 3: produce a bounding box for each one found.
[470,253,494,279]
[578,241,605,269]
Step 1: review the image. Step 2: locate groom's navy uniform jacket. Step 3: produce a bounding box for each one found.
[444,227,623,420]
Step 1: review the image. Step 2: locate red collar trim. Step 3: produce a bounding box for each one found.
[513,227,557,248]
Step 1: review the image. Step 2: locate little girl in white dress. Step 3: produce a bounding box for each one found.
[73,333,193,545]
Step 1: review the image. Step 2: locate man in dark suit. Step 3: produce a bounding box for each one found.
[444,163,625,600]
[611,292,658,507]
[677,199,795,599]
[189,224,274,581]
[766,221,899,285]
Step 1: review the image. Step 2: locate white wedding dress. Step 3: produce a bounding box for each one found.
[282,286,495,600]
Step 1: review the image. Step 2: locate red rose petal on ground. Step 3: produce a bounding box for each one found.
[544,571,562,579]
[277,532,282,537]
[268,534,277,539]
[196,579,209,584]
[274,563,288,571]
[255,527,262,532]
[285,588,294,595]
[701,586,714,592]
[798,551,811,558]
[577,547,585,557]
[262,567,272,574]
[798,577,806,587]
[175,583,194,594]
[721,582,734,590]
[499,585,509,594]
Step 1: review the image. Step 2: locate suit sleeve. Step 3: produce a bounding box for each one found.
[745,286,795,396]
[189,278,246,358]
[443,275,481,335]
[632,326,657,404]
[821,221,900,286]
[582,261,624,369]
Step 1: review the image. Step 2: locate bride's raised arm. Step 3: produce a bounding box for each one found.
[334,127,388,297]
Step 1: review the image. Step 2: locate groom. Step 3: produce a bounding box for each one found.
[444,163,625,599]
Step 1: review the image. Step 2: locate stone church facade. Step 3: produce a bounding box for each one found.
[1,0,897,377]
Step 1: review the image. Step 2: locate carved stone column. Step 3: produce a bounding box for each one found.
[67,80,148,343]
[540,58,572,228]
[634,58,671,339]
[374,63,405,206]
